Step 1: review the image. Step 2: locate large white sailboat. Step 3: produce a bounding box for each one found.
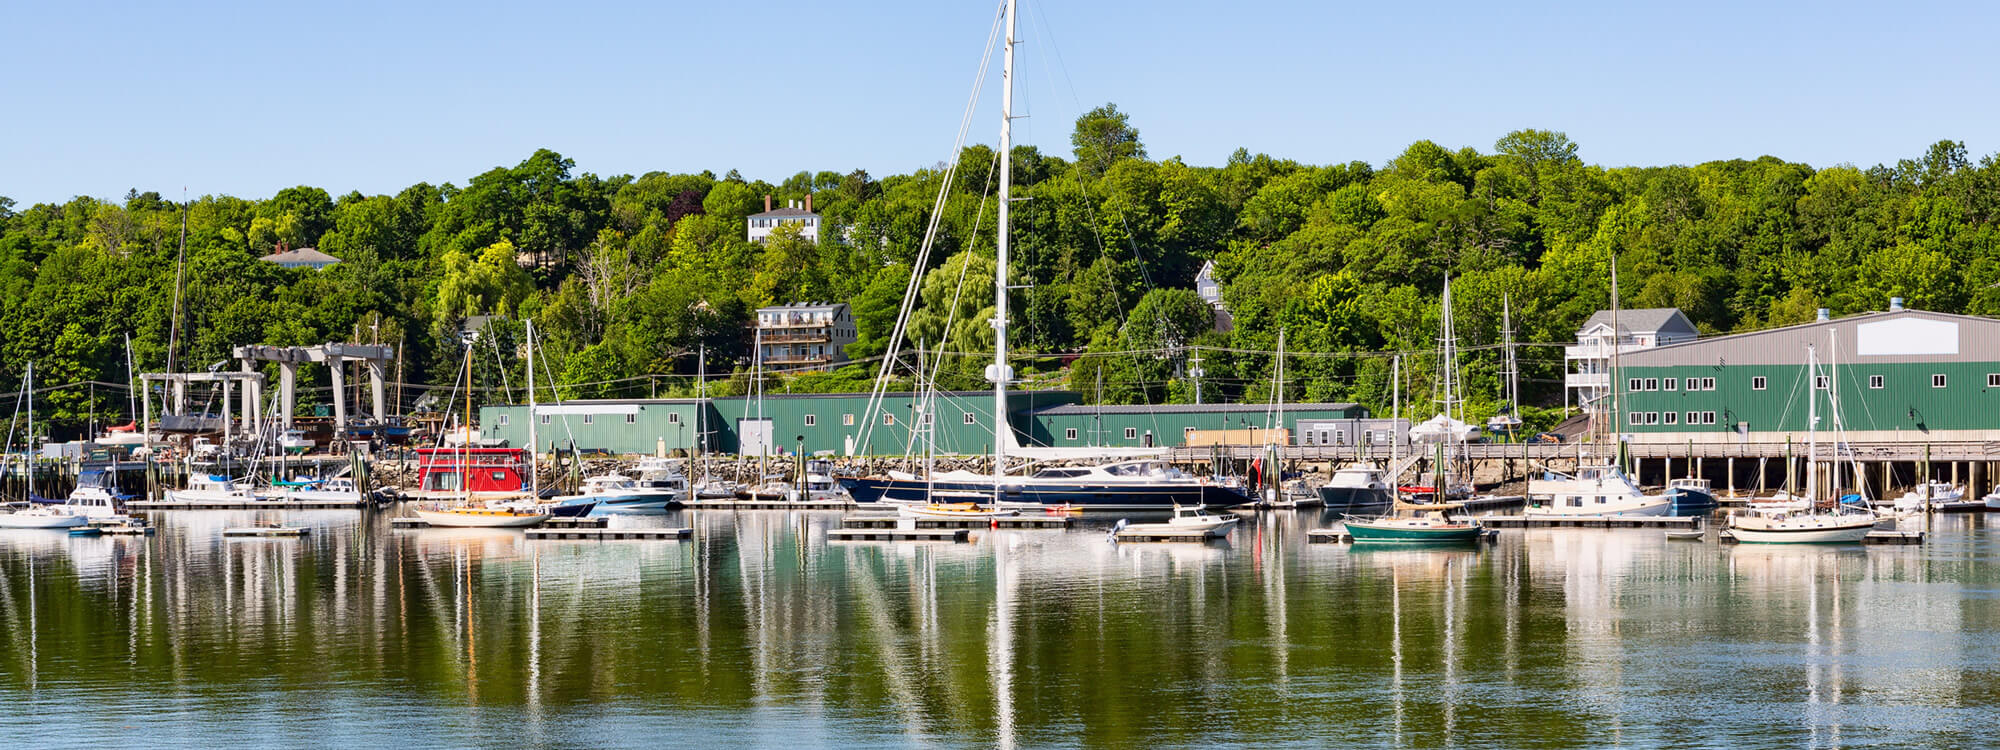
[837,0,1250,512]
[1727,338,1877,544]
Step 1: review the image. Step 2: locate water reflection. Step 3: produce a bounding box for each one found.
[2,508,1999,746]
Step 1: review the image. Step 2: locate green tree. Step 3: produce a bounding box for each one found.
[1071,102,1146,176]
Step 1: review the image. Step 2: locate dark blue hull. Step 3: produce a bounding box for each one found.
[1669,487,1717,515]
[1316,486,1393,511]
[549,500,597,518]
[838,476,1251,511]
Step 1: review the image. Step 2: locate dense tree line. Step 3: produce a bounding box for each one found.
[4,106,1998,437]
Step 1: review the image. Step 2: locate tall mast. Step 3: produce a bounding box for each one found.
[1608,250,1623,457]
[1390,354,1400,469]
[697,343,707,483]
[1502,294,1518,425]
[990,0,1017,483]
[1806,343,1818,505]
[527,319,539,495]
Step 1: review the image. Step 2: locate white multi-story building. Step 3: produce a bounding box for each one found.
[747,194,820,244]
[1194,260,1233,332]
[1565,308,1698,414]
[755,302,856,372]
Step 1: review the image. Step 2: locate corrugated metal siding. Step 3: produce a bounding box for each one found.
[1618,361,2000,434]
[1621,310,2000,367]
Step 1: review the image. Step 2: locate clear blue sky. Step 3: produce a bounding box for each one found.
[4,0,1995,206]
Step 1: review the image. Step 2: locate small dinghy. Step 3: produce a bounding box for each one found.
[1664,529,1705,541]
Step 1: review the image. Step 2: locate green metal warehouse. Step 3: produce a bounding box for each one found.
[480,392,1381,457]
[1614,305,2000,444]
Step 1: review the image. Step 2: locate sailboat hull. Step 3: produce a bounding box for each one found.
[1727,520,1875,544]
[1343,520,1485,544]
[839,476,1249,511]
[1316,486,1393,511]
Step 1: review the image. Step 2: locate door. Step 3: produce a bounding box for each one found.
[738,418,774,456]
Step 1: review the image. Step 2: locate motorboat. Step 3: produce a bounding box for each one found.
[1666,477,1719,514]
[692,479,742,500]
[1317,466,1394,511]
[842,460,1251,511]
[499,496,598,518]
[627,461,691,505]
[557,473,679,513]
[1112,504,1240,539]
[1727,507,1877,544]
[1525,464,1672,517]
[797,472,851,503]
[65,468,133,517]
[278,429,314,455]
[1985,490,2000,510]
[411,504,550,528]
[262,476,364,504]
[1893,481,1974,512]
[167,474,257,503]
[0,506,91,529]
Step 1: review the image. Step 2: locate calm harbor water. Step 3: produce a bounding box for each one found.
[3,508,1998,748]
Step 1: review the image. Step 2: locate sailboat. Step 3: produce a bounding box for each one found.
[2,364,95,528]
[1342,351,1486,544]
[1727,338,1877,543]
[413,331,546,528]
[837,2,1252,511]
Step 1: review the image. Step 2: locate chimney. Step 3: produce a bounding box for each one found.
[1816,308,1830,322]
[1889,296,1905,312]
[763,194,772,212]
[805,193,813,213]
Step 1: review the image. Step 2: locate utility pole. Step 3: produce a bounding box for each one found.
[1189,352,1204,405]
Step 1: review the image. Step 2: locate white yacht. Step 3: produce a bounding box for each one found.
[168,474,256,503]
[557,473,680,513]
[1893,481,1971,512]
[1525,464,1673,517]
[1113,504,1241,538]
[263,476,364,504]
[0,506,91,529]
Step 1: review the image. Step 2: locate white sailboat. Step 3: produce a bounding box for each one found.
[1728,339,1877,544]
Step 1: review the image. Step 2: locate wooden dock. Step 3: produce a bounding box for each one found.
[1477,515,1702,529]
[1113,527,1233,543]
[840,515,1071,530]
[827,527,970,542]
[129,498,370,510]
[685,500,857,510]
[390,516,608,529]
[223,526,309,537]
[526,527,691,540]
[98,524,155,536]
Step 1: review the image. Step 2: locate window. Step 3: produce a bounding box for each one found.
[1645,378,1659,391]
[1814,375,1828,390]
[1933,374,1948,388]
[1664,377,1678,391]
[1870,375,1884,389]
[1703,411,1717,425]
[1628,412,1642,425]
[497,414,509,426]
[1704,377,1716,390]
[625,414,637,424]
[1753,376,1767,391]
[883,413,895,426]
[1065,428,1078,440]
[1124,427,1138,439]
[1303,432,1314,445]
[1687,411,1698,425]
[1991,373,2000,388]
[843,413,855,426]
[963,412,977,425]
[668,413,681,424]
[1664,411,1678,425]
[803,414,816,426]
[923,412,934,425]
[540,414,551,425]
[1628,378,1643,392]
[1184,426,1196,438]
[582,414,594,425]
[1647,412,1660,425]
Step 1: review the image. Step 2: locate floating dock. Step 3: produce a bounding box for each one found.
[390,515,608,529]
[1113,526,1233,543]
[128,498,370,511]
[685,500,857,510]
[840,515,1070,530]
[526,527,691,540]
[223,526,309,537]
[1477,515,1702,529]
[827,527,970,542]
[1307,526,1500,544]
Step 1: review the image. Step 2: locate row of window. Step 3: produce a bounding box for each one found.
[1629,411,1718,426]
[1769,373,2000,391]
[1628,377,1716,392]
[501,413,648,426]
[1065,427,1145,440]
[750,218,817,228]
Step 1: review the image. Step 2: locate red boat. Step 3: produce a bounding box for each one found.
[407,447,532,500]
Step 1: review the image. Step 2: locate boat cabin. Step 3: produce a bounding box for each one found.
[415,447,529,494]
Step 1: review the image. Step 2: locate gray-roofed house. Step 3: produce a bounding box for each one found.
[1565,308,1698,415]
[756,302,856,372]
[258,247,341,270]
[1194,260,1234,332]
[748,194,820,244]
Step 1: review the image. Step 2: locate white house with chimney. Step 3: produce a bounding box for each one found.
[748,194,820,243]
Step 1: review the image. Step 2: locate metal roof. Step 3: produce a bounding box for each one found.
[1030,402,1359,416]
[258,247,340,264]
[1577,308,1696,336]
[1620,308,2000,366]
[750,207,817,218]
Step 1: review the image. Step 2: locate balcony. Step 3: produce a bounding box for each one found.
[760,330,831,344]
[1566,372,1610,389]
[1565,342,1650,360]
[761,317,833,329]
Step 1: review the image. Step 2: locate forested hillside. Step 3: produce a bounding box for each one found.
[4,105,1997,435]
